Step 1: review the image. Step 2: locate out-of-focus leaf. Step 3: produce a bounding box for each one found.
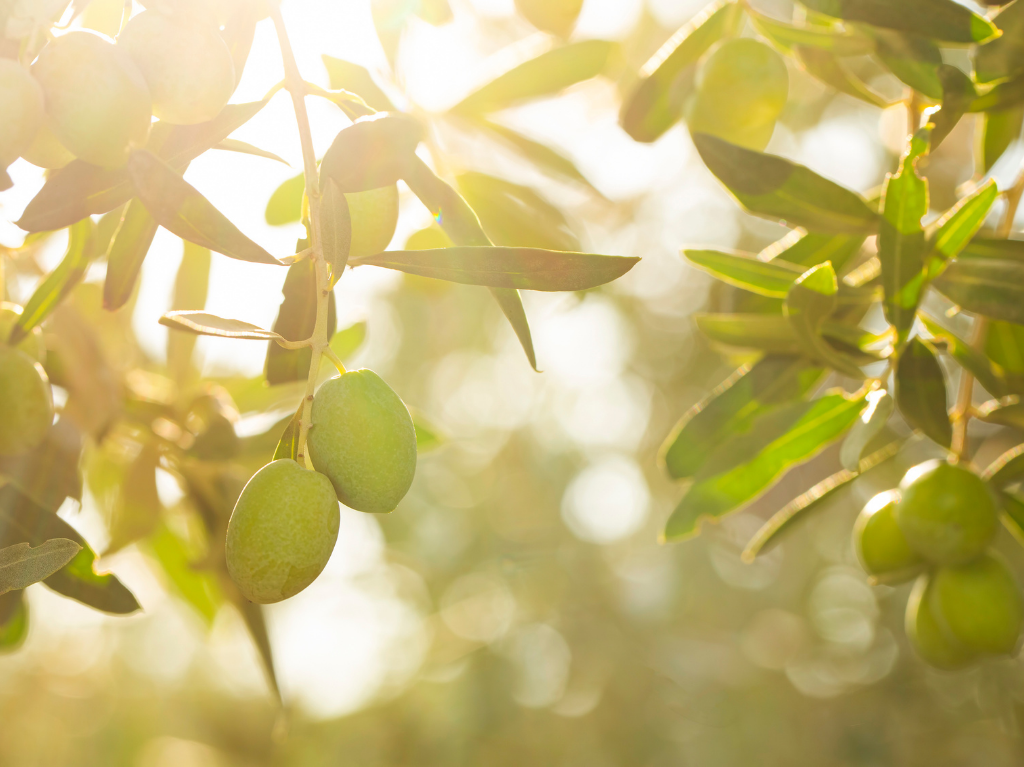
[895,337,951,448]
[321,179,352,287]
[663,390,867,540]
[322,55,396,112]
[103,199,159,311]
[265,172,306,226]
[931,65,976,148]
[660,356,826,480]
[872,31,943,100]
[879,127,929,344]
[758,230,866,271]
[976,1,1024,85]
[924,180,999,276]
[692,133,879,234]
[795,46,891,108]
[476,120,598,191]
[999,492,1024,549]
[167,242,212,385]
[980,106,1024,173]
[411,407,446,453]
[743,437,902,560]
[969,76,1024,112]
[620,0,743,142]
[685,249,805,298]
[0,539,82,595]
[982,442,1024,485]
[695,313,887,362]
[452,39,618,116]
[403,157,537,369]
[987,320,1024,375]
[920,313,1018,398]
[0,591,28,652]
[319,112,424,194]
[265,259,338,385]
[456,172,579,252]
[329,321,367,361]
[147,522,222,626]
[273,401,304,462]
[160,311,285,341]
[107,443,162,553]
[17,100,270,233]
[356,246,639,292]
[0,419,83,514]
[0,486,140,614]
[10,219,95,345]
[840,389,894,471]
[233,597,281,703]
[800,0,999,44]
[976,397,1024,429]
[933,256,1024,325]
[514,0,582,37]
[749,9,873,55]
[785,262,863,377]
[213,138,289,165]
[128,150,285,266]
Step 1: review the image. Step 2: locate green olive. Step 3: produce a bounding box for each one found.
[688,38,789,151]
[854,489,922,580]
[513,0,584,37]
[906,572,977,670]
[20,120,75,169]
[0,303,46,364]
[225,459,340,604]
[929,552,1024,656]
[118,11,235,126]
[346,185,399,259]
[308,369,417,514]
[0,59,44,178]
[31,31,152,168]
[0,347,54,457]
[894,460,998,565]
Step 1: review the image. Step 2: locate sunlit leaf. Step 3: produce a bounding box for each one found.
[0,539,82,595]
[273,401,304,462]
[795,46,890,108]
[0,419,83,514]
[980,106,1024,173]
[982,442,1024,485]
[475,120,598,191]
[986,320,1024,375]
[749,9,872,55]
[265,172,305,226]
[924,180,999,275]
[329,321,367,361]
[321,178,352,287]
[975,397,1024,429]
[146,523,222,626]
[785,262,863,377]
[872,31,943,100]
[107,442,162,553]
[933,250,1024,325]
[757,230,866,271]
[103,198,159,311]
[686,249,805,298]
[931,65,976,148]
[895,337,951,448]
[265,259,337,385]
[975,1,1024,85]
[411,408,446,453]
[695,313,887,362]
[322,55,396,112]
[0,591,28,652]
[920,313,1018,398]
[167,242,212,385]
[160,311,285,341]
[213,138,289,165]
[800,0,999,44]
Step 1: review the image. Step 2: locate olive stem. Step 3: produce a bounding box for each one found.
[269,0,331,469]
[324,346,347,375]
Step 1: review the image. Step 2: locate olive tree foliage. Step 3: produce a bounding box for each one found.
[0,0,638,694]
[638,0,1024,665]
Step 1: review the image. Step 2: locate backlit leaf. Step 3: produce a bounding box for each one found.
[895,337,951,448]
[475,120,598,191]
[321,179,352,287]
[872,31,943,100]
[0,539,82,595]
[329,321,367,361]
[975,1,1024,85]
[322,55,396,112]
[982,442,1024,485]
[160,311,284,341]
[800,0,999,44]
[0,419,83,514]
[785,262,863,377]
[930,65,977,148]
[980,106,1024,173]
[757,230,866,271]
[0,591,28,652]
[685,249,805,298]
[795,46,890,108]
[103,198,159,311]
[924,180,999,275]
[749,9,872,55]
[319,112,424,194]
[265,259,338,385]
[920,313,1018,398]
[273,401,303,462]
[265,172,305,226]
[213,138,289,165]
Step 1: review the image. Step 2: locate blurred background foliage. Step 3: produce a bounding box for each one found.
[4,0,1024,765]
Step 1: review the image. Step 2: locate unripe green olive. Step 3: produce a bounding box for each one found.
[929,552,1024,656]
[0,346,54,456]
[906,573,976,670]
[514,0,584,37]
[0,303,46,364]
[31,31,152,168]
[347,185,399,259]
[894,460,998,565]
[308,369,417,514]
[225,459,340,604]
[854,489,921,580]
[0,59,44,173]
[688,38,789,151]
[118,11,235,126]
[20,120,75,169]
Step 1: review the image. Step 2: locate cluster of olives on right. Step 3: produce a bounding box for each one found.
[855,460,1024,669]
[224,370,418,605]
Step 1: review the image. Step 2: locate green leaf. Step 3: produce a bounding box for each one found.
[0,419,83,514]
[660,356,826,480]
[329,321,367,361]
[402,156,537,369]
[794,46,891,108]
[695,313,887,362]
[749,9,873,55]
[685,249,805,298]
[265,172,306,226]
[265,259,338,385]
[998,491,1024,549]
[785,262,864,377]
[321,179,352,288]
[980,107,1024,173]
[0,591,28,653]
[975,397,1024,429]
[319,112,424,194]
[213,138,289,165]
[128,150,285,266]
[474,120,599,191]
[107,442,162,553]
[356,246,639,292]
[840,389,894,471]
[620,0,743,142]
[234,598,281,703]
[0,539,82,595]
[167,242,212,385]
[930,65,977,149]
[920,313,1018,398]
[933,251,1024,325]
[273,401,304,462]
[987,320,1024,375]
[982,442,1024,485]
[879,126,930,344]
[9,219,95,345]
[146,523,222,626]
[410,408,446,453]
[800,0,999,44]
[742,437,902,560]
[322,55,396,112]
[895,337,952,447]
[0,486,140,614]
[871,31,943,100]
[663,389,867,540]
[692,133,880,234]
[969,77,1024,113]
[456,172,579,252]
[924,180,999,275]
[975,1,1024,85]
[757,230,866,271]
[160,311,286,341]
[102,198,159,311]
[17,100,271,233]
[451,40,618,116]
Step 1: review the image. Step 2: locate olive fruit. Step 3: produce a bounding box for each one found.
[20,121,75,169]
[0,347,54,456]
[514,0,584,37]
[688,38,789,151]
[31,31,151,168]
[0,59,44,184]
[307,370,417,514]
[347,185,400,259]
[854,490,921,580]
[118,11,235,126]
[906,573,976,670]
[929,553,1024,656]
[225,459,340,604]
[0,303,46,364]
[894,460,998,565]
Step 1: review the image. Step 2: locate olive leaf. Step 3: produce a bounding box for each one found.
[980,107,1024,173]
[757,230,866,271]
[795,47,891,108]
[474,120,598,191]
[920,313,1018,398]
[322,55,396,112]
[871,31,943,100]
[0,591,28,652]
[982,443,1024,485]
[748,9,872,55]
[975,397,1024,429]
[265,172,306,226]
[924,180,999,275]
[799,0,999,44]
[0,539,82,596]
[160,311,286,341]
[975,0,1024,85]
[273,401,304,462]
[685,249,805,298]
[329,321,367,361]
[266,259,338,385]
[785,262,864,378]
[103,198,160,311]
[167,242,212,385]
[106,442,162,553]
[0,419,83,514]
[321,178,352,287]
[319,112,424,193]
[895,337,952,448]
[213,138,289,165]
[146,523,222,626]
[933,247,1024,325]
[930,66,977,149]
[694,313,887,362]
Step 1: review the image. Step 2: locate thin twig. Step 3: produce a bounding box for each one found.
[269,1,332,467]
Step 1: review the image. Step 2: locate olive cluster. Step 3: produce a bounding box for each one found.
[225,371,418,604]
[855,460,1024,669]
[0,4,237,183]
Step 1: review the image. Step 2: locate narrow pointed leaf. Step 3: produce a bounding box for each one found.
[795,46,891,108]
[982,443,1024,485]
[329,321,367,361]
[933,256,1024,325]
[920,313,1017,398]
[895,337,951,447]
[976,397,1024,429]
[273,401,304,462]
[980,107,1024,173]
[975,1,1024,85]
[266,259,338,384]
[931,65,977,149]
[925,180,999,275]
[160,311,284,341]
[784,262,864,377]
[685,249,804,297]
[0,591,28,652]
[758,230,866,271]
[103,198,159,310]
[0,419,83,514]
[213,138,289,165]
[265,172,306,226]
[695,313,887,362]
[872,31,943,100]
[321,179,352,287]
[799,0,999,44]
[749,9,872,55]
[0,540,82,595]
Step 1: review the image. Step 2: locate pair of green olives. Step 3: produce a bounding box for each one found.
[225,370,418,604]
[854,460,1024,669]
